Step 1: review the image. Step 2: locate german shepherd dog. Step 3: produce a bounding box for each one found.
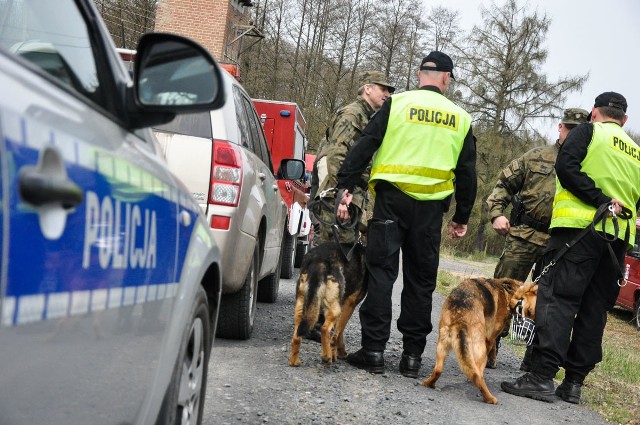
[288,235,367,367]
[422,278,537,404]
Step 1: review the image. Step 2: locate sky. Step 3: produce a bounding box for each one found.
[426,0,640,140]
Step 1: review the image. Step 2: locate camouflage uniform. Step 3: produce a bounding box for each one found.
[310,71,394,244]
[486,108,589,370]
[486,108,590,282]
[487,144,557,281]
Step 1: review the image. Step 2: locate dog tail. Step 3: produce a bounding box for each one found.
[296,265,324,337]
[452,328,479,374]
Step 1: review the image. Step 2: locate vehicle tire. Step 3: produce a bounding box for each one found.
[258,245,281,303]
[216,245,259,340]
[157,286,210,425]
[280,230,296,279]
[634,298,640,331]
[294,239,308,268]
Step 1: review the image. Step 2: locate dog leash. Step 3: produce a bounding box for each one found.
[308,187,364,261]
[533,202,632,285]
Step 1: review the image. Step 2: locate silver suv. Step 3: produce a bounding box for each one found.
[154,70,304,340]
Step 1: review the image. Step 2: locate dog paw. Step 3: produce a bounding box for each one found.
[422,379,436,388]
[484,396,498,405]
[321,356,332,366]
[288,358,300,367]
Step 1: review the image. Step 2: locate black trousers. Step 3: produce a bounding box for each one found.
[359,182,444,355]
[530,228,626,382]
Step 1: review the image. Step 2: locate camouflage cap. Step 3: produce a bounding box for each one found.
[359,71,395,93]
[562,108,589,125]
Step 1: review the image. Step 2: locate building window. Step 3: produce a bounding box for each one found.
[231,0,247,12]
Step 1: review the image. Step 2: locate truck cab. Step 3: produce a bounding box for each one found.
[616,219,640,330]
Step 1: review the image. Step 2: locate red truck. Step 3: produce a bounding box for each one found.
[617,219,640,330]
[253,99,312,279]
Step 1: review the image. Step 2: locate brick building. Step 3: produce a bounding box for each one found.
[155,0,261,64]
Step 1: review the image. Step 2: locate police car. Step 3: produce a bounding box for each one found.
[0,0,224,424]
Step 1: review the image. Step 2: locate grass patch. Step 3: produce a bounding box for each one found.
[436,260,640,424]
[435,270,459,297]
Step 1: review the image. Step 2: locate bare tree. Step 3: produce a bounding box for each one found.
[425,6,460,52]
[454,0,587,136]
[96,0,156,48]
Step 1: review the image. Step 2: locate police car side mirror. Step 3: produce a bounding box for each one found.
[278,159,305,180]
[630,244,640,258]
[128,33,225,129]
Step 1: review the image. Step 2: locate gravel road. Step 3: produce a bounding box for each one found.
[204,258,607,425]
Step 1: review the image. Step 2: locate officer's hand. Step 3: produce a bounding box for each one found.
[336,189,353,222]
[609,198,625,216]
[447,221,467,239]
[492,215,510,236]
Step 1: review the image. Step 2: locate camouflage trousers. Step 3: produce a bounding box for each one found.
[314,199,359,244]
[493,233,546,282]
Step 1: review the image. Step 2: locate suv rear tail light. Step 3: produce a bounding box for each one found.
[210,140,242,207]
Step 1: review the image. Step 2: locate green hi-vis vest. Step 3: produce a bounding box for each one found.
[550,122,640,244]
[369,89,471,200]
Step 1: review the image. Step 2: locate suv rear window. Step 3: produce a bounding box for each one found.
[155,111,213,139]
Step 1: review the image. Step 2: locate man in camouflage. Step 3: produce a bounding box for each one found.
[486,107,589,369]
[310,70,395,244]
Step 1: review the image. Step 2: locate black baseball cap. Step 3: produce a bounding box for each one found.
[420,51,455,80]
[587,91,627,120]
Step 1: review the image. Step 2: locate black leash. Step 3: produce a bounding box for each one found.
[534,202,632,283]
[308,187,363,261]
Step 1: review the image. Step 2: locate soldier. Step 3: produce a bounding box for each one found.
[305,71,394,343]
[310,70,395,245]
[486,107,589,369]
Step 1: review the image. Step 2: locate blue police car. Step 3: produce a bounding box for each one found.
[0,1,224,423]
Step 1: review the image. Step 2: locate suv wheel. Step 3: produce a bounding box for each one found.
[216,245,259,340]
[634,298,640,331]
[280,229,296,279]
[258,244,281,303]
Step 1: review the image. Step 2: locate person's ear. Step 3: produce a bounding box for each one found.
[621,115,628,127]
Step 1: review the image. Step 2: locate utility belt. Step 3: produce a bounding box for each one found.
[518,213,549,233]
[510,194,549,233]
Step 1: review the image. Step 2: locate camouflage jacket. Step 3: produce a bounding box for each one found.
[486,141,560,246]
[313,97,375,210]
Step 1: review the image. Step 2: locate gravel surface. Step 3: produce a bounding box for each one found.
[204,259,607,425]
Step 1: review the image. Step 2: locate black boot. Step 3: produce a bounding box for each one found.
[500,372,555,402]
[555,379,582,404]
[399,352,421,378]
[346,348,384,374]
[305,326,322,343]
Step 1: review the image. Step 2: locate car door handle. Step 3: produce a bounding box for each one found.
[19,168,83,209]
[258,172,266,181]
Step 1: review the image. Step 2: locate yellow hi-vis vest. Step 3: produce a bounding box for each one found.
[550,122,640,244]
[369,89,471,200]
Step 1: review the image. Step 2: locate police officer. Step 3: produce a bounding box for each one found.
[501,92,640,404]
[335,51,477,377]
[486,107,589,369]
[310,70,395,245]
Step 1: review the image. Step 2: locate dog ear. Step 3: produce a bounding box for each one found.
[500,278,522,293]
